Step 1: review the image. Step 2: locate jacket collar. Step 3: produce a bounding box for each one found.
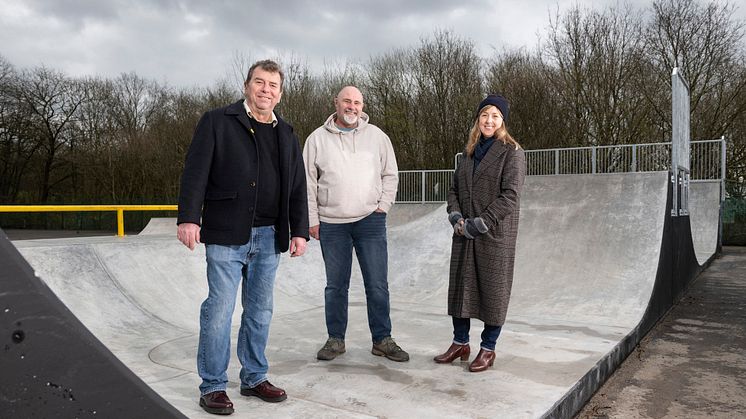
[226,100,285,132]
[242,99,278,127]
[473,140,510,183]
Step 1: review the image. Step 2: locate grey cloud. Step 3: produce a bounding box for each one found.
[6,0,735,88]
[24,0,123,28]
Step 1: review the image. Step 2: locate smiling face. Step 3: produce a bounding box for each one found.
[478,105,504,138]
[243,67,282,121]
[334,86,364,128]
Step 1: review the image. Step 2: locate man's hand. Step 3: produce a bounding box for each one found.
[309,225,320,240]
[177,222,201,250]
[290,236,307,257]
[375,208,386,213]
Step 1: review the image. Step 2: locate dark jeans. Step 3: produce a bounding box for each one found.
[452,317,502,351]
[320,212,392,343]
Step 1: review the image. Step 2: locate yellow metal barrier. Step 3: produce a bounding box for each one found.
[0,205,178,237]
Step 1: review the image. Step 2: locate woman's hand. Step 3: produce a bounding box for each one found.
[454,218,465,236]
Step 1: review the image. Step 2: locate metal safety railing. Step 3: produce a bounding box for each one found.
[0,139,727,230]
[403,138,726,203]
[396,170,454,203]
[525,139,724,180]
[0,205,177,237]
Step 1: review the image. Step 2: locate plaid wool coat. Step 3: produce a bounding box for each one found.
[446,140,526,325]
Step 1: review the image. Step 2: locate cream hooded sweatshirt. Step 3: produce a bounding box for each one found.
[303,112,398,225]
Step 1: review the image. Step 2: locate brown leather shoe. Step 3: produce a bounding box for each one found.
[199,390,234,415]
[433,343,470,363]
[240,380,287,403]
[469,348,496,372]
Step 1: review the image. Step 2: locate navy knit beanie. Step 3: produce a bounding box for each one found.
[476,94,509,121]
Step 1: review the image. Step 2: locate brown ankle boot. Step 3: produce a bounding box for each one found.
[468,348,495,372]
[433,343,470,363]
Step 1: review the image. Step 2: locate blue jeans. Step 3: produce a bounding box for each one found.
[197,226,280,395]
[320,212,392,343]
[452,317,502,351]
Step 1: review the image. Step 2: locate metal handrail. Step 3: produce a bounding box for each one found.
[0,205,177,237]
[523,139,724,179]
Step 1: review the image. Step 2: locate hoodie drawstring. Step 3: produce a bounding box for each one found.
[338,130,357,153]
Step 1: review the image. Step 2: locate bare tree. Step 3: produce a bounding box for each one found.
[542,3,651,148]
[109,72,166,141]
[228,50,253,93]
[486,48,568,150]
[0,56,32,202]
[202,78,240,109]
[73,76,119,202]
[365,49,419,168]
[413,30,482,168]
[276,54,328,141]
[646,0,746,138]
[16,66,85,202]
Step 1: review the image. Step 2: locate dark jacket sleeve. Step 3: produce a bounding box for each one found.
[177,111,214,225]
[288,130,310,240]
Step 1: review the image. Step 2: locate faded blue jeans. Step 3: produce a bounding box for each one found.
[197,226,280,395]
[320,211,392,343]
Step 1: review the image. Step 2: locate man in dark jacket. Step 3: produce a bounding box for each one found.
[177,59,309,416]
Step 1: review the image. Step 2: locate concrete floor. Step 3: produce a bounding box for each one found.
[576,246,746,419]
[8,172,722,418]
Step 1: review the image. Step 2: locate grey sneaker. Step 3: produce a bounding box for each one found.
[317,337,346,360]
[372,336,409,362]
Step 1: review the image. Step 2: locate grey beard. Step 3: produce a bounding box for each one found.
[342,113,358,125]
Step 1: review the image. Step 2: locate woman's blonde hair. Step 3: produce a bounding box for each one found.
[465,105,521,156]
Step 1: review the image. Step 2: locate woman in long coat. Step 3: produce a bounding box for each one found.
[434,94,526,372]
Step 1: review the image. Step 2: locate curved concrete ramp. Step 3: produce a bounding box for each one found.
[137,204,446,236]
[8,171,719,418]
[511,173,667,327]
[689,181,721,265]
[139,217,178,235]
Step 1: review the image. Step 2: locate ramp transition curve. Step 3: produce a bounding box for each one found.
[2,171,720,418]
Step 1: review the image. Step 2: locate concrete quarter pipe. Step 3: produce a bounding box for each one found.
[2,171,718,418]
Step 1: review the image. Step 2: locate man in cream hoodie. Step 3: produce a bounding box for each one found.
[303,86,408,362]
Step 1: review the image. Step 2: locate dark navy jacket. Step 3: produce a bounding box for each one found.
[177,100,309,251]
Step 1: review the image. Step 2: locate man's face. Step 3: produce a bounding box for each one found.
[244,68,282,114]
[334,87,364,128]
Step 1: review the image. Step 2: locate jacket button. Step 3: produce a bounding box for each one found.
[250,181,256,187]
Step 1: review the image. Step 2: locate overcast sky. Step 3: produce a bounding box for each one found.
[1,0,743,88]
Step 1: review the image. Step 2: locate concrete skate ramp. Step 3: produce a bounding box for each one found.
[8,171,718,418]
[138,217,177,235]
[137,204,445,236]
[689,181,721,265]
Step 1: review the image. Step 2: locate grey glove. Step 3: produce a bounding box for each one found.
[448,211,464,226]
[463,217,489,239]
